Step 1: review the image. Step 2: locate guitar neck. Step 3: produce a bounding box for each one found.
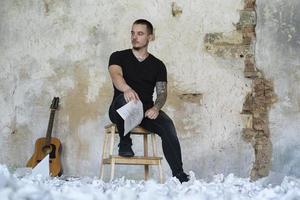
[45,109,56,145]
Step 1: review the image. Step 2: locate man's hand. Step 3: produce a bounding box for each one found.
[124,88,140,102]
[145,107,159,119]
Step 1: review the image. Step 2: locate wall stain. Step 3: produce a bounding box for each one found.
[171,2,183,17]
[165,76,203,138]
[64,65,110,163]
[45,59,113,167]
[178,93,203,104]
[43,0,71,16]
[43,0,55,14]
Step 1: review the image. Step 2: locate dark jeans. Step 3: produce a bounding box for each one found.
[109,94,184,176]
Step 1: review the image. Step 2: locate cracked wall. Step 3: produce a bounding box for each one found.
[0,0,253,179]
[204,0,278,180]
[0,0,277,179]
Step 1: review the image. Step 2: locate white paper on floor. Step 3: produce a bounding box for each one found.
[1,164,300,200]
[32,154,49,177]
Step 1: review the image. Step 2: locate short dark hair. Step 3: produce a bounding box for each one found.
[133,19,153,34]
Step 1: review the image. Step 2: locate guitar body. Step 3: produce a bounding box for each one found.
[26,97,62,177]
[27,137,63,177]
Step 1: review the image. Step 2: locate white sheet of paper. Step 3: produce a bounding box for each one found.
[32,154,49,177]
[116,100,144,135]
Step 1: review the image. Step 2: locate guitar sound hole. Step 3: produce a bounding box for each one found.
[42,144,57,159]
[42,145,52,154]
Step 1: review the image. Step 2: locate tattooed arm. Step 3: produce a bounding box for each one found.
[153,81,167,110]
[145,81,167,119]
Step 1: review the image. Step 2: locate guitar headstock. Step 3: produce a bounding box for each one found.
[50,97,60,110]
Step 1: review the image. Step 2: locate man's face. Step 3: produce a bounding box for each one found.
[131,24,152,50]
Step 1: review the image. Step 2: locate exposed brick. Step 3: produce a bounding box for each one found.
[243,25,256,33]
[238,0,275,181]
[253,116,267,131]
[244,54,258,77]
[239,10,256,26]
[242,128,257,143]
[242,36,252,45]
[242,93,254,113]
[257,167,269,177]
[253,77,264,85]
[253,97,266,113]
[244,0,256,10]
[244,67,258,78]
[257,129,269,137]
[242,25,256,44]
[204,43,250,58]
[264,80,274,90]
[204,33,223,44]
[245,57,255,69]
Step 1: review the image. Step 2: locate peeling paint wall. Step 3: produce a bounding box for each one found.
[256,0,300,178]
[0,0,255,179]
[204,0,278,181]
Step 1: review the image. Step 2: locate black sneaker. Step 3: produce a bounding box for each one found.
[175,171,190,183]
[118,142,134,157]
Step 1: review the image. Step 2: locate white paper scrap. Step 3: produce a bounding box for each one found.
[117,100,144,135]
[32,154,50,177]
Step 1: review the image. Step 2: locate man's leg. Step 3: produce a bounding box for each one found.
[109,94,134,157]
[140,110,189,182]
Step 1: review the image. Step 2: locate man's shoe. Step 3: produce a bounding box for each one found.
[118,142,134,157]
[175,171,190,183]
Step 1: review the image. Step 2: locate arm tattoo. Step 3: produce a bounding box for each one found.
[154,81,167,110]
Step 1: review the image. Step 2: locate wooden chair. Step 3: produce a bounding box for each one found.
[100,124,163,183]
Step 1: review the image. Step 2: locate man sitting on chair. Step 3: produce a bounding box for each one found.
[108,19,189,183]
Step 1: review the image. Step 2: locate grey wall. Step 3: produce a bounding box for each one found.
[256,0,300,177]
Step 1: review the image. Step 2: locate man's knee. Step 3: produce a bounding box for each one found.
[158,111,175,126]
[109,94,127,123]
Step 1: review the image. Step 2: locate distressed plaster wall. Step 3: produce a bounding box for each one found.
[0,0,254,179]
[256,0,300,178]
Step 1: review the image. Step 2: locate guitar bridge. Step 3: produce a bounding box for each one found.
[37,160,53,163]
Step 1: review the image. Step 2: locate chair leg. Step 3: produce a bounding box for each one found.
[100,133,109,179]
[110,125,116,156]
[144,165,149,180]
[144,133,149,180]
[110,158,115,182]
[153,134,163,183]
[151,134,157,156]
[158,160,163,183]
[109,125,116,181]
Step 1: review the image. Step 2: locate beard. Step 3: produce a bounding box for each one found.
[132,41,149,50]
[132,46,142,50]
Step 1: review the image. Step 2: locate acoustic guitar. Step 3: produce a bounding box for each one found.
[26,97,63,176]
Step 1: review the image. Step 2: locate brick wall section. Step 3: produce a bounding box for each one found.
[240,0,277,181]
[244,0,256,10]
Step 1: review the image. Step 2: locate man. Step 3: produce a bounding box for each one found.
[108,19,189,183]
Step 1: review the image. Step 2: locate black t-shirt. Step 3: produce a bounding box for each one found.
[108,49,167,110]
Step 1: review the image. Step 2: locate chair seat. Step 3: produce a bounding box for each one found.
[103,156,163,165]
[105,124,151,135]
